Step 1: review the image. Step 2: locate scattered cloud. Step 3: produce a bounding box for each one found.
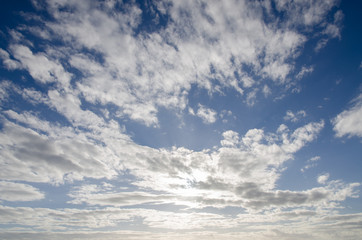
[219,110,233,123]
[262,85,271,97]
[310,156,321,162]
[318,173,330,185]
[324,10,344,39]
[246,89,258,106]
[314,9,344,52]
[0,0,359,238]
[301,156,320,172]
[196,104,217,124]
[296,66,314,79]
[284,110,307,122]
[1,0,340,127]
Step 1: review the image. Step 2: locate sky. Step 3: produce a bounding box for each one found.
[0,0,361,239]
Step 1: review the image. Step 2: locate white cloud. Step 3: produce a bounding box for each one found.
[310,156,321,162]
[0,81,14,103]
[0,181,44,201]
[1,204,362,239]
[196,104,217,124]
[301,156,320,172]
[318,173,330,184]
[332,93,362,138]
[275,0,340,28]
[221,130,239,147]
[284,110,307,122]
[0,0,357,237]
[68,184,174,207]
[315,38,329,52]
[0,48,21,70]
[262,85,271,97]
[324,10,344,39]
[0,117,121,184]
[9,44,72,88]
[246,90,258,106]
[117,121,329,211]
[296,66,314,79]
[0,0,340,126]
[219,110,233,123]
[0,109,334,212]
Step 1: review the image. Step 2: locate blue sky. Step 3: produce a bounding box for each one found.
[0,0,361,239]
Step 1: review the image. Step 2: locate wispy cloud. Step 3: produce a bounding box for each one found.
[284,110,307,122]
[301,156,320,172]
[296,66,314,80]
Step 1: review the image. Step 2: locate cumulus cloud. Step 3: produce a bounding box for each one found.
[221,130,240,147]
[332,93,362,138]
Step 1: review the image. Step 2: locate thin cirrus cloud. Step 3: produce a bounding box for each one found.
[0,0,361,239]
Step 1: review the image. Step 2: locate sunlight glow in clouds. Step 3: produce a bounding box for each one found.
[0,0,361,239]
